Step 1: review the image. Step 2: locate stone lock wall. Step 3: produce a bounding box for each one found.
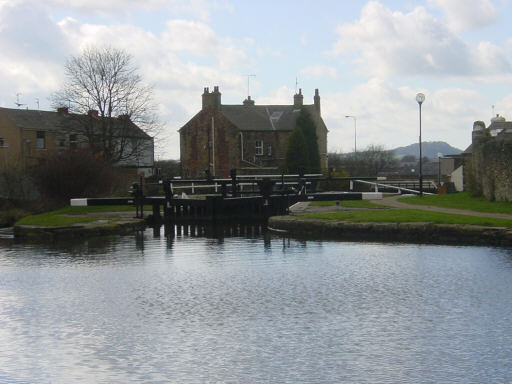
[472,130,512,201]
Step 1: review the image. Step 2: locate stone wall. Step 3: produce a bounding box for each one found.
[471,126,512,201]
[180,110,240,178]
[180,110,293,178]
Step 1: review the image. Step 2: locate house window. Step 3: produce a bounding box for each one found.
[267,144,272,156]
[0,138,4,147]
[255,140,263,156]
[36,131,46,149]
[69,134,77,149]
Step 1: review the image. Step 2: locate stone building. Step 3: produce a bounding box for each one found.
[470,115,512,201]
[0,106,154,176]
[179,86,328,178]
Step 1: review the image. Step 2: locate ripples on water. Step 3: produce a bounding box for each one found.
[0,227,511,383]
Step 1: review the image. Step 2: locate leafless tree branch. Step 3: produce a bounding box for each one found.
[51,46,160,164]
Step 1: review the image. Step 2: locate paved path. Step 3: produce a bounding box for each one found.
[379,195,512,220]
[290,196,512,220]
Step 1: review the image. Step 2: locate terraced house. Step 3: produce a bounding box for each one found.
[179,86,328,178]
[0,106,154,176]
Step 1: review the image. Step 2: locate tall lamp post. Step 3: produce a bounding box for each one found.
[345,115,357,153]
[416,93,425,196]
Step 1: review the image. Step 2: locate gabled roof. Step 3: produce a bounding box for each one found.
[220,104,327,132]
[0,107,151,139]
[0,107,65,131]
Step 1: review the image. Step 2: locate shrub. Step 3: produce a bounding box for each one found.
[30,149,120,205]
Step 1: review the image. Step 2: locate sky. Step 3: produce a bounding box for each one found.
[1,0,512,159]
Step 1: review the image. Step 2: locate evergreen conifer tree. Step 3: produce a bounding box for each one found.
[285,125,308,173]
[285,108,320,173]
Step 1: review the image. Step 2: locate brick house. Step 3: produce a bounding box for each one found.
[179,86,328,178]
[0,106,154,176]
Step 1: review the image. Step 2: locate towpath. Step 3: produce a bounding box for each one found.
[290,195,512,220]
[379,195,512,220]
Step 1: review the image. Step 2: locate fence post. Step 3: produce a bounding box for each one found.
[139,175,144,218]
[230,169,237,197]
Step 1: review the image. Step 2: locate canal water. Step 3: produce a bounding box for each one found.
[0,228,511,383]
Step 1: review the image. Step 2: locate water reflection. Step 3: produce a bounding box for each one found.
[0,228,511,382]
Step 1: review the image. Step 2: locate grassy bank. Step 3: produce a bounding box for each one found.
[303,209,512,228]
[310,200,384,208]
[15,205,146,227]
[398,192,512,214]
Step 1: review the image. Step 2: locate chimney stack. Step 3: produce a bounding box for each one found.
[243,96,255,106]
[314,89,321,116]
[88,110,99,118]
[293,88,303,108]
[57,107,68,115]
[202,86,222,110]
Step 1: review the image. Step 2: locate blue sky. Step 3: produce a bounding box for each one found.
[1,0,511,159]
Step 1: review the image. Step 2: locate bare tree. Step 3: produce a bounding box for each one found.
[51,46,159,163]
[329,145,399,177]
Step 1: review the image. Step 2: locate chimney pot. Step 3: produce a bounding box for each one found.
[57,107,68,115]
[88,109,99,118]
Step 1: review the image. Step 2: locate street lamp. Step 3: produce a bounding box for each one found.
[345,115,357,153]
[416,93,425,196]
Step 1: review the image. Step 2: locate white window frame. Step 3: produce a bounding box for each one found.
[255,140,263,156]
[36,131,46,149]
[69,134,78,149]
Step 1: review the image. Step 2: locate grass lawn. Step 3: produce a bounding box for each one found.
[304,209,512,227]
[398,192,512,214]
[310,200,385,208]
[15,205,149,227]
[15,212,113,227]
[51,205,152,215]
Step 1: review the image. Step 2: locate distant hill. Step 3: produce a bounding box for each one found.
[392,141,463,158]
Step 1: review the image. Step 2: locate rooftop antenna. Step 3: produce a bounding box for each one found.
[492,105,495,117]
[295,77,300,94]
[247,74,256,98]
[14,93,26,108]
[35,98,40,110]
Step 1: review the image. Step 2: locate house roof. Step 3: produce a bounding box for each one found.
[219,104,327,132]
[0,107,151,139]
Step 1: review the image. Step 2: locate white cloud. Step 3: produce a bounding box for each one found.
[331,1,512,78]
[0,0,249,159]
[493,94,512,122]
[0,1,69,107]
[427,0,498,31]
[162,20,249,69]
[257,86,296,105]
[43,0,225,20]
[322,79,487,153]
[300,65,338,79]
